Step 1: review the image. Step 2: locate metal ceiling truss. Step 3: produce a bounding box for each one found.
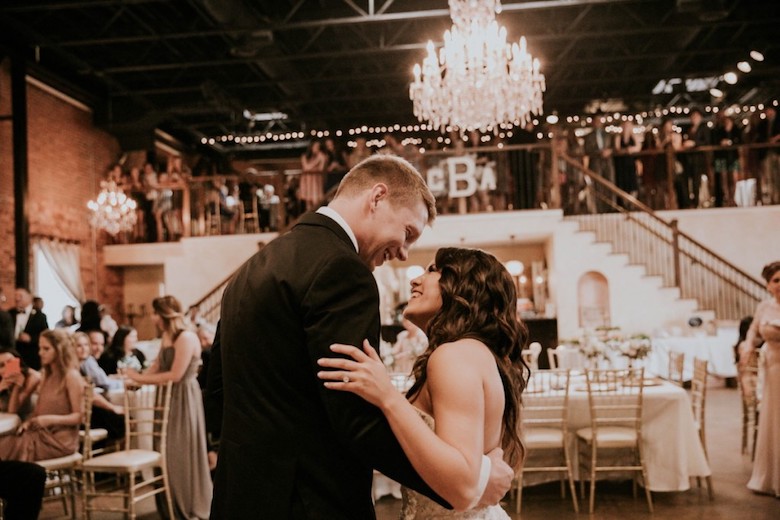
[0,0,776,155]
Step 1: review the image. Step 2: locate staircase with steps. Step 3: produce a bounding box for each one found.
[551,218,703,339]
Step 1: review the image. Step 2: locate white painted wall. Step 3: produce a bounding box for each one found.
[107,207,776,340]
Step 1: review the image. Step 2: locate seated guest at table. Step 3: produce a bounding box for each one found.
[72,332,125,441]
[319,247,529,515]
[0,460,46,520]
[54,304,78,331]
[87,329,107,359]
[98,325,146,376]
[73,332,122,392]
[76,300,102,335]
[0,329,83,461]
[195,322,216,391]
[734,316,754,364]
[125,295,212,519]
[0,347,40,420]
[739,261,780,498]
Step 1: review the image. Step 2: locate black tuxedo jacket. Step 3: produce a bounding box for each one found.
[209,212,447,519]
[8,309,48,370]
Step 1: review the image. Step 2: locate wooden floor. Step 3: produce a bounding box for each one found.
[41,381,778,519]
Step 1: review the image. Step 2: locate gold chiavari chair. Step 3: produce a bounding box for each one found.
[668,351,685,386]
[81,382,174,520]
[522,342,542,371]
[515,369,578,513]
[690,357,714,499]
[737,349,761,459]
[576,368,653,514]
[36,381,94,519]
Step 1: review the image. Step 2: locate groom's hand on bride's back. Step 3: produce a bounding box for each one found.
[476,448,514,507]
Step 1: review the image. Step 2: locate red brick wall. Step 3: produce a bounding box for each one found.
[0,58,125,318]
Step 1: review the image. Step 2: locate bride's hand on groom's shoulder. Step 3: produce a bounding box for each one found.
[317,340,399,409]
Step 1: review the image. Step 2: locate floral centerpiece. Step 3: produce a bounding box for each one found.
[562,327,652,370]
[615,334,652,361]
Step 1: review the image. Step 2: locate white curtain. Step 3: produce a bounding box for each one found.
[34,239,86,304]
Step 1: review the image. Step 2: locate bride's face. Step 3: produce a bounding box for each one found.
[404,263,442,330]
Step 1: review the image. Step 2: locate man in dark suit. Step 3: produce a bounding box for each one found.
[208,155,512,519]
[9,288,48,370]
[583,116,615,211]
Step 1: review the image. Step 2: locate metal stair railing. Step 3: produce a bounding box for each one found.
[559,153,766,320]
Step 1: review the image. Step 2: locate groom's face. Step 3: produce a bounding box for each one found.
[357,196,427,271]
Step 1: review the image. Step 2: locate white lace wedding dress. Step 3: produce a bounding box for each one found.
[399,411,510,520]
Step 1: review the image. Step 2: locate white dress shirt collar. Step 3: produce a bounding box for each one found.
[316,206,359,252]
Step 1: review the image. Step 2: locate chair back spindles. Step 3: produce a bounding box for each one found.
[668,351,685,386]
[516,369,579,513]
[576,368,653,514]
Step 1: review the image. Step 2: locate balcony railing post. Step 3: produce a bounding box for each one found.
[671,219,681,288]
[666,146,677,210]
[550,137,561,209]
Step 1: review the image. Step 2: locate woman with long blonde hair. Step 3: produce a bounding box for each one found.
[126,295,212,519]
[0,329,84,461]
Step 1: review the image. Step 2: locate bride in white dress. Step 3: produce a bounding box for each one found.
[319,247,529,518]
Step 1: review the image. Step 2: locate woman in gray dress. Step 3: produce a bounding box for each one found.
[127,295,212,519]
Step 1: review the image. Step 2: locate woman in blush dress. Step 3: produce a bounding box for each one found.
[0,329,83,461]
[740,261,780,498]
[319,248,529,518]
[125,295,212,519]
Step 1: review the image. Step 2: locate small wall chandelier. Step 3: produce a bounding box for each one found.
[409,0,546,134]
[87,181,137,236]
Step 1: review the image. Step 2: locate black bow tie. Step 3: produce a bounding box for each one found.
[17,308,26,314]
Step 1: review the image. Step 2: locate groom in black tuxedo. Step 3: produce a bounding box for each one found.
[209,155,512,519]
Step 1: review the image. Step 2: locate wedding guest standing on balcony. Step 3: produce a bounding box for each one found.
[346,136,372,169]
[300,140,327,210]
[712,113,742,207]
[125,295,212,519]
[9,288,48,371]
[739,261,780,498]
[506,121,539,211]
[756,107,780,204]
[613,120,641,202]
[681,108,711,208]
[584,116,615,210]
[324,137,349,192]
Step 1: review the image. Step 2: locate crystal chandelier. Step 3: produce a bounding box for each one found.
[409,0,546,134]
[87,181,137,236]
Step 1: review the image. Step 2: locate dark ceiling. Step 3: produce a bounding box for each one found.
[1,0,778,157]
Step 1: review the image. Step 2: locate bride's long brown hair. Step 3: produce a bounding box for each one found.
[406,247,530,469]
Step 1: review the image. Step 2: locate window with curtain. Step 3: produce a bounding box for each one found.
[33,239,86,322]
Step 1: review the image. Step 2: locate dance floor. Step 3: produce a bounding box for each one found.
[40,383,778,519]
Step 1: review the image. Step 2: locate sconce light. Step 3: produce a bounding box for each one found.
[125,303,148,326]
[505,260,525,277]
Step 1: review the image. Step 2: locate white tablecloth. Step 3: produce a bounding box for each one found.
[647,335,737,380]
[376,377,710,498]
[0,412,20,435]
[525,376,711,492]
